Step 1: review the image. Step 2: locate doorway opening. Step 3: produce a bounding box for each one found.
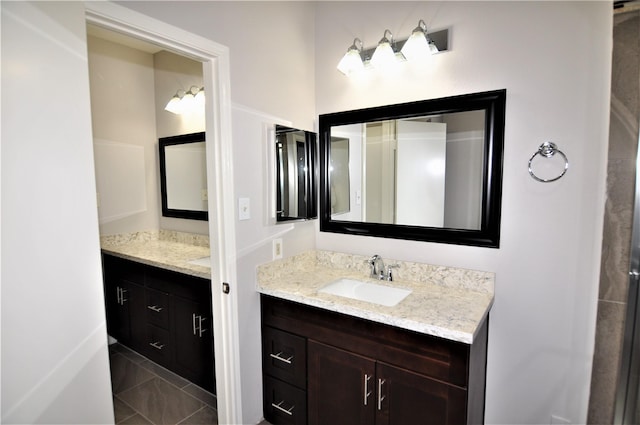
[85,3,241,424]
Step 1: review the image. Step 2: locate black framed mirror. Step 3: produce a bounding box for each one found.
[159,132,208,221]
[319,89,506,248]
[275,125,317,222]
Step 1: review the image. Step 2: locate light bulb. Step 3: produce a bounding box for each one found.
[401,20,431,61]
[164,94,182,114]
[370,30,399,69]
[337,39,364,76]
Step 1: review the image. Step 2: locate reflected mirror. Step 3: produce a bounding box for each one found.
[275,125,317,221]
[159,132,208,221]
[319,90,506,247]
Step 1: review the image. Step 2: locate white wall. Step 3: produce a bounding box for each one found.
[315,2,611,424]
[1,2,114,423]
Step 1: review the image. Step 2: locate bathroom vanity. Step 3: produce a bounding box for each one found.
[101,232,215,393]
[257,251,494,425]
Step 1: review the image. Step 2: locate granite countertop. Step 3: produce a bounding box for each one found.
[256,250,494,344]
[101,231,211,279]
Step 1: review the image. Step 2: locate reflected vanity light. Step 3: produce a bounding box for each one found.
[164,86,204,115]
[336,20,449,76]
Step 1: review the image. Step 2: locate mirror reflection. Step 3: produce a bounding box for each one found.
[331,110,485,229]
[320,90,506,247]
[159,132,208,221]
[275,125,317,221]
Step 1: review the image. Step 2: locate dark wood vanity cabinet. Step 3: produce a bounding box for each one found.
[103,254,215,393]
[261,295,488,425]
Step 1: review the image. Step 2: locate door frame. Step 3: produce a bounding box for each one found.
[85,3,242,423]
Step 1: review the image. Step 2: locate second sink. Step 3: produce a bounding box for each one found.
[319,278,412,307]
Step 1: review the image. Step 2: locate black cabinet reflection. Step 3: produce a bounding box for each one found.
[275,125,317,222]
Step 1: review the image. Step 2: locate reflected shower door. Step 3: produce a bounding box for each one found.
[616,131,640,424]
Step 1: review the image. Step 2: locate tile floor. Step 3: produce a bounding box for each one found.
[109,343,218,424]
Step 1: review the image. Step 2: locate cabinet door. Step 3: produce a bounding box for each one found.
[376,362,467,425]
[308,340,376,425]
[173,295,215,392]
[106,279,145,348]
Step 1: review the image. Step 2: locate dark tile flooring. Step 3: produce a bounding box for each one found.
[109,343,218,424]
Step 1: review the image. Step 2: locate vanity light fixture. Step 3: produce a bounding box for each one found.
[336,20,449,76]
[164,86,205,115]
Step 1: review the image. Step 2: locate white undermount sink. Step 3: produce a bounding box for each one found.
[187,256,211,268]
[318,278,412,307]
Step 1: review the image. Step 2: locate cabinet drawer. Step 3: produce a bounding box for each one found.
[263,326,306,389]
[146,324,171,365]
[263,376,306,425]
[146,287,170,328]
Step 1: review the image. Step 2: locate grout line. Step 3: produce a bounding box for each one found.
[110,344,216,424]
[176,405,210,425]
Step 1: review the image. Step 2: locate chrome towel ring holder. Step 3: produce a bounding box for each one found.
[528,141,569,183]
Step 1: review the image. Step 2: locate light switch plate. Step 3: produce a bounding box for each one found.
[238,197,250,220]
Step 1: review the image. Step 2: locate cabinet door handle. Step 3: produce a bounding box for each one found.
[269,351,293,364]
[149,341,165,350]
[117,287,129,305]
[192,314,208,337]
[147,305,163,313]
[120,288,128,304]
[377,378,386,411]
[364,373,373,406]
[271,400,294,416]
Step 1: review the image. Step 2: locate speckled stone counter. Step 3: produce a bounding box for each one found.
[101,230,211,279]
[257,250,494,344]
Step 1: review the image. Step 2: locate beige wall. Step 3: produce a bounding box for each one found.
[88,36,209,236]
[153,50,209,235]
[88,35,160,236]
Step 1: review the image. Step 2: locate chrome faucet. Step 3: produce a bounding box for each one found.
[368,255,386,280]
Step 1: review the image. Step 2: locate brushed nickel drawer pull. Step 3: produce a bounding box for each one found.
[147,305,163,313]
[269,351,293,364]
[149,341,165,350]
[364,374,372,406]
[271,400,294,416]
[377,379,386,410]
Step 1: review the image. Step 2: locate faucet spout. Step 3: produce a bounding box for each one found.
[368,255,386,280]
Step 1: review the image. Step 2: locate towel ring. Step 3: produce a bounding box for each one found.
[528,142,569,183]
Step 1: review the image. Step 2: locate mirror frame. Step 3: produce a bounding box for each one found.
[159,132,208,221]
[319,89,506,248]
